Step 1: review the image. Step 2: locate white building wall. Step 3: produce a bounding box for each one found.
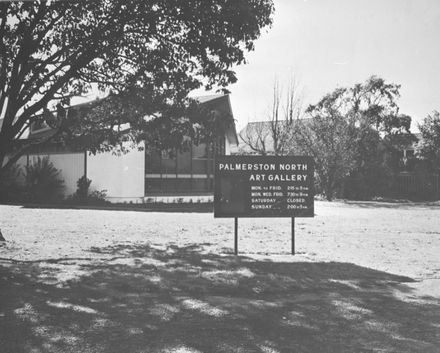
[87,143,145,203]
[225,134,239,155]
[225,136,231,155]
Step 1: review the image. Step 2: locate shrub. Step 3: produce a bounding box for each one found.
[87,189,108,204]
[0,165,25,203]
[66,176,108,205]
[75,175,92,200]
[25,156,65,203]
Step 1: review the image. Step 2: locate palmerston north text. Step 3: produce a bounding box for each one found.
[214,156,314,218]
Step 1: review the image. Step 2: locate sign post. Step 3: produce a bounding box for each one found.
[214,156,314,255]
[291,217,295,255]
[234,217,238,255]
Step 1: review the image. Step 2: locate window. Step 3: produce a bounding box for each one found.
[192,143,207,159]
[176,149,191,174]
[192,143,208,174]
[30,120,51,134]
[161,150,171,159]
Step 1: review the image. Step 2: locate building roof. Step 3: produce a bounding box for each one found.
[195,94,238,146]
[194,94,226,104]
[26,94,239,146]
[238,119,310,154]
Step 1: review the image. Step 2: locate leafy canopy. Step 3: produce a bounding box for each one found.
[0,0,274,169]
[291,76,413,200]
[416,110,440,170]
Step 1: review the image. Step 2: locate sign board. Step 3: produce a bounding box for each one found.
[214,156,314,218]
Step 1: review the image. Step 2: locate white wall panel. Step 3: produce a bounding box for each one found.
[87,143,145,200]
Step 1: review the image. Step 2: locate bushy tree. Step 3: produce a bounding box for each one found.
[290,76,414,200]
[344,77,415,199]
[0,0,274,170]
[0,164,24,202]
[75,175,92,200]
[290,90,358,200]
[66,175,108,205]
[25,156,64,203]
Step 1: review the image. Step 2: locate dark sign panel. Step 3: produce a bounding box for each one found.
[214,156,314,218]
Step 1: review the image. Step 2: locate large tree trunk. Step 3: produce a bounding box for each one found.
[324,176,335,201]
[0,137,8,171]
[325,191,334,201]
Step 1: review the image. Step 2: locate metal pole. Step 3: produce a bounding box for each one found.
[234,217,238,255]
[291,217,295,255]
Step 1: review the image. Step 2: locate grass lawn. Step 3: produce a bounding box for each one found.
[0,201,439,352]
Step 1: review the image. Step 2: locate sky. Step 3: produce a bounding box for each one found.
[204,0,440,131]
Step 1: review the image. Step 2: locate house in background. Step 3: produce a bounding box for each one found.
[8,94,238,202]
[399,133,421,172]
[239,120,422,171]
[237,119,309,155]
[238,120,278,155]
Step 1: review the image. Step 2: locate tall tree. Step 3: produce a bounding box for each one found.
[0,0,274,170]
[239,76,303,155]
[290,89,358,200]
[290,76,413,200]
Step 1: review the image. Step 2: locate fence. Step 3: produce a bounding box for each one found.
[396,173,440,200]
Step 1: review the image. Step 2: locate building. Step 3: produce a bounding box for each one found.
[144,95,238,196]
[238,119,310,155]
[6,94,238,202]
[238,120,278,155]
[399,133,421,172]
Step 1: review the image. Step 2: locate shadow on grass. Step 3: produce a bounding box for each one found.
[0,244,439,353]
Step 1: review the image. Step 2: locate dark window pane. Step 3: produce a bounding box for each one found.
[145,151,161,173]
[192,160,207,174]
[192,178,209,192]
[161,156,176,175]
[145,178,162,193]
[176,178,192,191]
[161,179,178,192]
[192,143,207,159]
[177,150,191,174]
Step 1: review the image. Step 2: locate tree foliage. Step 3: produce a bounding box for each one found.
[291,94,358,201]
[0,0,274,170]
[66,175,108,205]
[0,163,23,202]
[25,156,64,203]
[416,110,440,171]
[290,76,413,200]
